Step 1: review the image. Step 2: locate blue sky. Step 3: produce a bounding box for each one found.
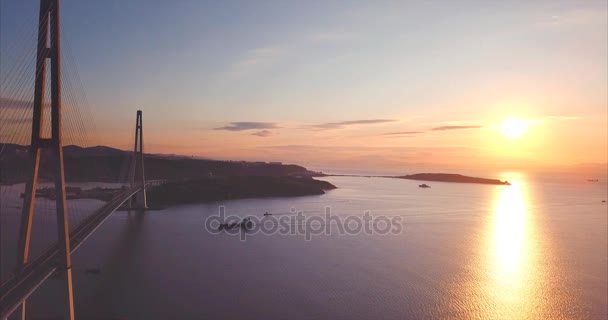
[1,0,606,173]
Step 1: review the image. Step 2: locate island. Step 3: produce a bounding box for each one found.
[396,173,511,185]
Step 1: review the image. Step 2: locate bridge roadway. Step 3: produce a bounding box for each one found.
[0,183,151,318]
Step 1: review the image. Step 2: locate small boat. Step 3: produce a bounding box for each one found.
[263,212,272,217]
[220,222,238,230]
[419,184,431,188]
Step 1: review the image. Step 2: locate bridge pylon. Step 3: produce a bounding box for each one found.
[129,110,147,209]
[14,0,76,319]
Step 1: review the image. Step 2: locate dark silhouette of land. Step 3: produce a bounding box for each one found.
[1,144,509,207]
[0,144,320,184]
[396,173,510,185]
[23,177,337,205]
[146,176,336,206]
[1,144,334,204]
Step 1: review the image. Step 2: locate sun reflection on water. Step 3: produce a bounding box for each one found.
[494,180,527,278]
[442,173,578,319]
[485,174,540,318]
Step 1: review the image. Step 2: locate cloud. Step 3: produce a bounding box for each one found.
[225,46,285,78]
[251,130,273,137]
[535,9,607,29]
[547,116,582,121]
[382,131,424,136]
[262,144,489,153]
[223,29,362,80]
[431,125,483,131]
[214,122,280,131]
[307,119,396,130]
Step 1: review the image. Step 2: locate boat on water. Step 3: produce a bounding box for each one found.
[419,184,431,188]
[218,218,253,230]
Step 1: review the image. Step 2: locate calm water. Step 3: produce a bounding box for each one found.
[1,174,607,319]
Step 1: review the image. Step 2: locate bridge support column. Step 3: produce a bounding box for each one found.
[129,110,147,209]
[14,0,75,319]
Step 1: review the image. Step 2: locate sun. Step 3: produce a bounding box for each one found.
[501,118,528,138]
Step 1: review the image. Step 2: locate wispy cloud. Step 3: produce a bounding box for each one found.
[382,131,424,136]
[226,46,285,78]
[421,120,469,126]
[262,144,487,151]
[547,115,582,121]
[306,119,396,130]
[214,122,280,131]
[226,29,359,79]
[251,130,274,137]
[536,9,607,29]
[431,125,483,131]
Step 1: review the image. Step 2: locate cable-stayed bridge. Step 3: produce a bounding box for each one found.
[1,1,154,318]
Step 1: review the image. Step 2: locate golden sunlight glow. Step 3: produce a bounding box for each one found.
[501,118,528,138]
[494,182,527,276]
[478,178,540,319]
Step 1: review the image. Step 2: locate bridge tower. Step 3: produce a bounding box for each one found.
[15,0,75,319]
[129,110,147,208]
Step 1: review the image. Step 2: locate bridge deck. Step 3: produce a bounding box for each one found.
[0,184,144,318]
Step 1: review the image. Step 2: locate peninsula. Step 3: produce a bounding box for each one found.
[3,144,335,206]
[21,177,336,206]
[146,176,336,206]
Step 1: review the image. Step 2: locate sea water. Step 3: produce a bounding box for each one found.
[1,174,606,319]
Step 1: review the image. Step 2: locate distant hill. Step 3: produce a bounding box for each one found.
[0,144,314,184]
[1,144,126,157]
[2,143,204,160]
[63,145,126,156]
